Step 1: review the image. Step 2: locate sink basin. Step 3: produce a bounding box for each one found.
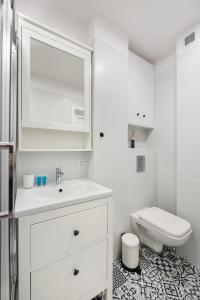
[30,181,104,201]
[15,179,113,218]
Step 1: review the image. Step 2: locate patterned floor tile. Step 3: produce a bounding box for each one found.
[113,280,145,300]
[113,265,128,289]
[160,280,183,299]
[113,244,200,300]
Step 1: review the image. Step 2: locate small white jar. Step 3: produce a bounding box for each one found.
[23,174,34,189]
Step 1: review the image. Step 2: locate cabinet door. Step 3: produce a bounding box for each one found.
[31,240,107,300]
[21,23,91,133]
[128,51,154,128]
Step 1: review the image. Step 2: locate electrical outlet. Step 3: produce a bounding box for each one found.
[79,160,85,167]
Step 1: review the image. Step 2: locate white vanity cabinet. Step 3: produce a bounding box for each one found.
[17,197,113,300]
[18,15,92,151]
[128,51,154,129]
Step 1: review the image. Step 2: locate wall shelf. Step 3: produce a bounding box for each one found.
[128,123,154,130]
[128,124,153,149]
[18,148,93,152]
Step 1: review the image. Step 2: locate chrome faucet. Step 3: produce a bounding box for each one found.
[56,168,64,185]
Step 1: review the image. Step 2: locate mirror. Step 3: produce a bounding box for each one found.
[29,38,85,128]
[19,21,92,151]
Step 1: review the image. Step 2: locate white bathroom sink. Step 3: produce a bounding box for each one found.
[29,180,105,201]
[15,179,113,218]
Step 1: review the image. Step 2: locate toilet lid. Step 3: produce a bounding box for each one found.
[138,207,191,238]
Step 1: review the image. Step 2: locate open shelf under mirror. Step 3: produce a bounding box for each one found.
[19,128,92,152]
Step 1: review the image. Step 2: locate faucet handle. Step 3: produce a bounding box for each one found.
[56,168,64,175]
[56,168,64,185]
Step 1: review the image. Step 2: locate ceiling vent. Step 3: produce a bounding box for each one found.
[185,32,195,46]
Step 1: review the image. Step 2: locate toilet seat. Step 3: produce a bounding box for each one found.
[131,206,192,252]
[138,207,192,239]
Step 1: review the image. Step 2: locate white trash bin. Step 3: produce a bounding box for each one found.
[122,233,139,270]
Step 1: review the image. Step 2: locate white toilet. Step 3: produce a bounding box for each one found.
[131,207,192,253]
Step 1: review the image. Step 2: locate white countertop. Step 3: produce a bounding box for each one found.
[15,179,113,218]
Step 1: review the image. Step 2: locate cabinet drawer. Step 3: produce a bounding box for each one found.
[31,240,107,300]
[31,205,107,268]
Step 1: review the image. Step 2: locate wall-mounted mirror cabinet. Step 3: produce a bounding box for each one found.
[18,16,93,151]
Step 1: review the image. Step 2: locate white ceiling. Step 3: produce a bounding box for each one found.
[19,0,200,62]
[48,0,200,62]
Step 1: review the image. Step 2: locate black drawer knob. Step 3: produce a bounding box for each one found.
[74,230,79,236]
[137,113,140,117]
[143,114,146,118]
[100,132,104,137]
[74,269,79,276]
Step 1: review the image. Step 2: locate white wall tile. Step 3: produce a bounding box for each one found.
[92,132,128,180]
[177,177,200,266]
[155,52,176,75]
[94,177,129,259]
[178,137,200,179]
[177,40,200,267]
[157,138,176,175]
[157,173,176,213]
[148,52,176,214]
[17,152,92,186]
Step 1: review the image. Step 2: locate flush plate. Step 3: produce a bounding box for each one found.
[137,155,145,172]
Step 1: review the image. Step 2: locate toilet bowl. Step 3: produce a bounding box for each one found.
[131,207,192,253]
